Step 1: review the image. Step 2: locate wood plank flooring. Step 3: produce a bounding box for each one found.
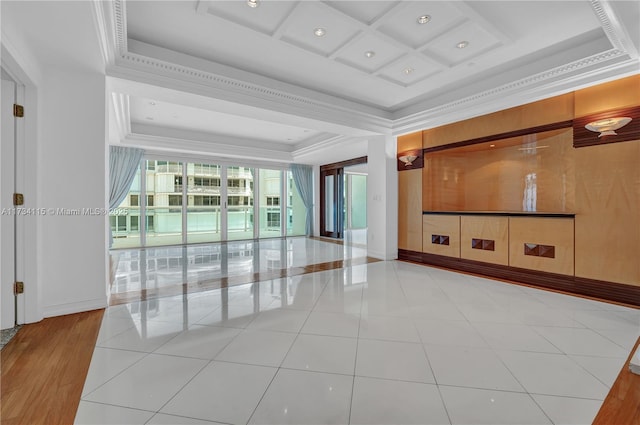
[593,336,640,424]
[1,310,104,425]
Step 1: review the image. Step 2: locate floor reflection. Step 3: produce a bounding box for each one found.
[110,236,373,305]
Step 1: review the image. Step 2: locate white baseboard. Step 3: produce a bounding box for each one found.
[42,297,108,318]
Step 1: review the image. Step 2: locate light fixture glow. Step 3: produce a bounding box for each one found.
[403,67,414,75]
[364,51,375,58]
[456,41,469,49]
[399,155,417,166]
[417,15,431,24]
[489,144,495,148]
[247,0,259,8]
[585,117,632,137]
[314,27,326,37]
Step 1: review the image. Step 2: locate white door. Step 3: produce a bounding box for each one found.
[1,72,17,329]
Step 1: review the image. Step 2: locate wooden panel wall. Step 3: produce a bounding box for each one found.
[397,132,423,252]
[575,75,640,117]
[573,75,640,286]
[509,217,575,275]
[423,94,573,148]
[460,216,509,265]
[423,129,575,212]
[398,169,423,252]
[574,141,640,286]
[423,215,460,258]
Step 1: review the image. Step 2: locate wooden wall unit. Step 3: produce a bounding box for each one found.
[397,132,423,252]
[397,75,640,303]
[423,129,575,212]
[574,75,640,117]
[422,93,573,149]
[509,217,575,276]
[422,215,460,258]
[460,216,509,265]
[574,141,640,286]
[398,169,423,252]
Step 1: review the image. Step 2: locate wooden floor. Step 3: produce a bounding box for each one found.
[1,310,104,425]
[1,296,638,424]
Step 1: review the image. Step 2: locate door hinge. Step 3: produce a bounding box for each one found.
[13,104,24,118]
[13,193,24,206]
[14,281,24,295]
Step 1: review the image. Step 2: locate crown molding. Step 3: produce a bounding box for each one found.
[123,131,293,163]
[99,0,639,150]
[392,49,637,135]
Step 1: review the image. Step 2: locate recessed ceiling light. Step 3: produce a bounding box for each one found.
[403,67,414,75]
[145,116,154,121]
[149,101,156,106]
[364,51,375,58]
[314,27,326,37]
[456,41,469,49]
[417,15,431,24]
[247,0,259,8]
[489,144,495,148]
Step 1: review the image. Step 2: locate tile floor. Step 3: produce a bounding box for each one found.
[78,248,639,424]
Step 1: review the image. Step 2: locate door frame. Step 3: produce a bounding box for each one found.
[1,43,40,325]
[319,156,367,239]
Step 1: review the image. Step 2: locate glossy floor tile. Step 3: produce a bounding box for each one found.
[80,241,639,424]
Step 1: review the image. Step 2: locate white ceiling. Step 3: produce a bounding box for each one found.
[3,1,638,165]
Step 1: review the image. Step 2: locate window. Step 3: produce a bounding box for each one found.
[194,195,220,206]
[130,194,139,206]
[228,179,242,188]
[266,196,280,206]
[147,195,154,207]
[194,177,220,187]
[169,195,182,206]
[130,216,139,231]
[146,216,155,232]
[228,196,249,206]
[110,216,127,232]
[146,161,156,171]
[267,212,280,228]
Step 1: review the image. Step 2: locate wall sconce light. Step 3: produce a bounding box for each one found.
[398,155,417,166]
[585,117,632,137]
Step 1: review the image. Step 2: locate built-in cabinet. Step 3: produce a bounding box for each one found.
[423,213,575,275]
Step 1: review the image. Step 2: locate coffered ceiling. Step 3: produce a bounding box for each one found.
[40,1,640,164]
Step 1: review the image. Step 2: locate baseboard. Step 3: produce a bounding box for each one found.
[398,249,640,307]
[42,297,108,318]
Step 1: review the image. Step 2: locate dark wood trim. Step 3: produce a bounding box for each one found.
[397,149,424,171]
[397,249,640,307]
[423,120,574,154]
[573,106,640,148]
[423,211,576,218]
[320,156,367,172]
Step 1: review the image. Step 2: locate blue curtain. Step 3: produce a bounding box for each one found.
[109,146,144,247]
[291,164,314,236]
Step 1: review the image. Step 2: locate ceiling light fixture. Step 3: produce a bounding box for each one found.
[456,41,469,49]
[364,51,375,58]
[403,67,414,75]
[247,0,259,8]
[585,117,632,137]
[417,15,431,24]
[149,101,156,106]
[314,27,326,37]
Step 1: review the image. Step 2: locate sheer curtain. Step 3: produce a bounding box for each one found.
[109,146,144,247]
[290,164,314,236]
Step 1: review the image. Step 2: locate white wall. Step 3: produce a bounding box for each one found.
[38,68,108,316]
[366,136,398,260]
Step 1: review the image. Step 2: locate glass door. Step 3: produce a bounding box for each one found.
[226,166,254,240]
[320,168,343,238]
[187,162,222,243]
[258,169,283,238]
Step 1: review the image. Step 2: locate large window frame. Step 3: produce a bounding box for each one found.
[111,155,303,248]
